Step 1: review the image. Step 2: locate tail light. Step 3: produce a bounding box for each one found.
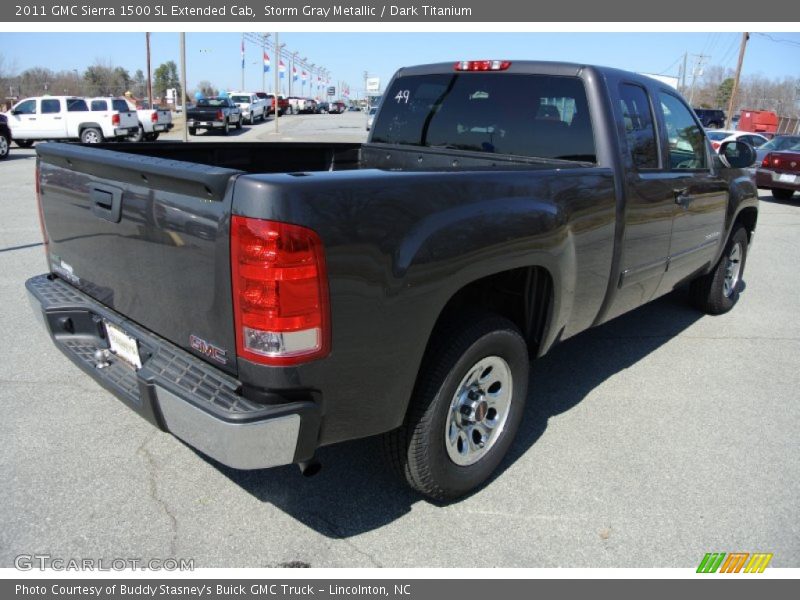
[216,109,224,120]
[711,141,721,151]
[111,113,120,126]
[35,162,49,253]
[231,216,330,366]
[761,153,772,168]
[150,111,158,123]
[455,60,511,71]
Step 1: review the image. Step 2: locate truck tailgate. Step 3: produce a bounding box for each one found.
[37,142,243,376]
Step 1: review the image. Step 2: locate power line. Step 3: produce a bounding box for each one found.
[752,32,800,47]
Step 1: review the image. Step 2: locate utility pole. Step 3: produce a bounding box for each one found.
[725,32,749,130]
[688,53,709,105]
[146,32,153,105]
[273,32,280,133]
[180,33,187,143]
[240,33,245,91]
[680,52,688,94]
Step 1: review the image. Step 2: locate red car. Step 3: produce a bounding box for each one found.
[258,93,290,116]
[756,150,800,201]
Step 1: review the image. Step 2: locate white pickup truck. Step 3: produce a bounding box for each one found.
[117,99,173,142]
[5,96,137,145]
[228,92,267,124]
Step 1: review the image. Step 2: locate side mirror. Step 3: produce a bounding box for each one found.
[719,140,757,168]
[10,109,20,116]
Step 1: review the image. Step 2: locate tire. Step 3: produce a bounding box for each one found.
[771,188,795,201]
[708,121,721,129]
[129,124,145,142]
[0,133,9,160]
[383,313,529,500]
[188,128,197,136]
[690,225,749,315]
[80,127,103,144]
[222,120,230,135]
[235,117,242,130]
[146,133,159,142]
[248,113,254,125]
[15,139,34,148]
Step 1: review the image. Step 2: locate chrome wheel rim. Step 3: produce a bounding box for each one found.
[0,136,8,157]
[83,130,100,143]
[723,242,743,298]
[445,355,513,466]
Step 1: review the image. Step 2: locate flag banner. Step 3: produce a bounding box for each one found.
[263,51,270,73]
[279,60,286,79]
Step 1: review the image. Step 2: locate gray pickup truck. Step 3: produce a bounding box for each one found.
[27,60,758,499]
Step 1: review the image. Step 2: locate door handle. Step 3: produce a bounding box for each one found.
[674,188,693,208]
[54,117,62,120]
[90,185,123,223]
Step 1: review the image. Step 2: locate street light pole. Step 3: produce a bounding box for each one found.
[274,32,280,133]
[180,32,188,143]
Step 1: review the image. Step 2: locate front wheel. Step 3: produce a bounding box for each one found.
[384,313,529,500]
[15,139,34,148]
[0,133,9,159]
[80,127,103,144]
[690,225,749,314]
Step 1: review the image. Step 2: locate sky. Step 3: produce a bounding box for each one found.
[2,31,799,97]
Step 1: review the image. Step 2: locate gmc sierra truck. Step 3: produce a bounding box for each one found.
[27,61,758,500]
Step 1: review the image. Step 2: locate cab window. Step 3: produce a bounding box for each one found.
[91,100,108,111]
[67,99,88,112]
[41,99,62,114]
[619,84,659,169]
[659,92,707,170]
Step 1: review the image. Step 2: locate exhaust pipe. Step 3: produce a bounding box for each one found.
[298,459,322,477]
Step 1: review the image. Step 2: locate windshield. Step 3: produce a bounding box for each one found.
[371,73,596,162]
[705,131,732,141]
[760,136,800,152]
[231,95,250,103]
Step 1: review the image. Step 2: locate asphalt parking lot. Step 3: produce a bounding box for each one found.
[1,118,798,568]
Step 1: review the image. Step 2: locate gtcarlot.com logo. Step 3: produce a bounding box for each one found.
[15,554,194,571]
[697,552,773,573]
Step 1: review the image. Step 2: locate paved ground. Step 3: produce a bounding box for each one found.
[1,120,798,568]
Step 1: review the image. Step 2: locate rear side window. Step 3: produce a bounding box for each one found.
[659,92,707,170]
[41,99,61,114]
[372,73,596,162]
[67,99,88,112]
[112,99,130,112]
[90,100,108,111]
[619,84,659,169]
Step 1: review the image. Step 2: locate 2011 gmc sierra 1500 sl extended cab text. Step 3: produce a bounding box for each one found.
[27,61,758,500]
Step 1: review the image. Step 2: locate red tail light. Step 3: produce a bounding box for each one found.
[35,162,49,252]
[150,111,158,123]
[231,216,330,366]
[111,113,120,126]
[455,60,511,71]
[711,141,721,151]
[216,109,224,120]
[761,153,772,168]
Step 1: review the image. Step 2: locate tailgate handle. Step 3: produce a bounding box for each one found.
[90,185,123,223]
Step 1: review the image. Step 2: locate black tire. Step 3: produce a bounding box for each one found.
[15,139,34,148]
[222,120,230,135]
[129,124,145,142]
[0,133,9,160]
[80,127,103,144]
[235,117,242,130]
[771,188,795,201]
[383,313,529,500]
[690,225,749,315]
[188,128,196,136]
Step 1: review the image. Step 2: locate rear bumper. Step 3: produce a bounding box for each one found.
[26,274,320,470]
[187,120,225,129]
[756,168,800,191]
[114,127,135,137]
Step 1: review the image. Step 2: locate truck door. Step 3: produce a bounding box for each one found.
[604,82,673,320]
[7,98,37,139]
[655,91,728,293]
[37,98,67,138]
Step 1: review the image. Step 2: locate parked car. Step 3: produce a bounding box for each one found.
[229,92,267,124]
[366,106,377,130]
[317,102,330,114]
[705,130,768,154]
[28,60,758,500]
[329,102,347,114]
[186,97,242,135]
[123,99,173,142]
[5,96,137,145]
[0,113,11,160]
[753,135,800,166]
[756,149,800,201]
[263,93,289,116]
[693,108,726,129]
[287,96,316,115]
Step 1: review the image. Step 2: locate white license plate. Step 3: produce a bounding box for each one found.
[778,173,797,183]
[104,321,142,369]
[154,124,166,131]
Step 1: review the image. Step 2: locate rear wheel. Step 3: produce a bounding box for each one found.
[690,225,749,314]
[129,124,145,142]
[188,127,197,136]
[0,133,9,159]
[145,133,159,142]
[383,313,529,500]
[771,188,795,201]
[235,117,242,130]
[222,120,230,135]
[80,127,103,144]
[15,139,34,148]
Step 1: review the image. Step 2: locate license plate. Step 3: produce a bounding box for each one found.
[104,321,142,369]
[778,173,797,183]
[154,124,166,131]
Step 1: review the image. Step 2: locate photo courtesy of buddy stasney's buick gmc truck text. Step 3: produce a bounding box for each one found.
[27,60,758,500]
